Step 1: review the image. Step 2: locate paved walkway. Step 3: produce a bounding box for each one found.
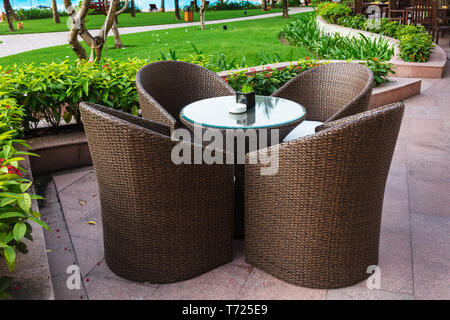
[34,45,450,299]
[0,7,312,58]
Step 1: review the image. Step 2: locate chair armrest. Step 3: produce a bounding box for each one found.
[81,102,171,136]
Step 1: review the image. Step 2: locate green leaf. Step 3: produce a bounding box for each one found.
[13,151,39,157]
[3,246,16,265]
[29,195,45,200]
[13,222,26,242]
[0,212,26,219]
[20,182,32,193]
[0,198,16,207]
[18,193,31,213]
[28,216,50,231]
[2,158,24,165]
[0,192,22,199]
[16,242,28,254]
[5,232,13,244]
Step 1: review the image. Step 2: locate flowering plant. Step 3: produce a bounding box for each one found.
[226,60,329,95]
[0,99,49,299]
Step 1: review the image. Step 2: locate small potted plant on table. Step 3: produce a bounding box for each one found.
[236,84,255,109]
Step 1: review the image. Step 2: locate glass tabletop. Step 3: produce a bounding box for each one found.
[180,95,306,130]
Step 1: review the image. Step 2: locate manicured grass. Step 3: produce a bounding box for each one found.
[0,12,315,66]
[0,9,282,35]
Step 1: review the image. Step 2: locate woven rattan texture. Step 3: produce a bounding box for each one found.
[271,63,374,123]
[244,103,405,289]
[80,102,234,283]
[136,61,235,133]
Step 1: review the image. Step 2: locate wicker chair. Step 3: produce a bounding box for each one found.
[79,102,234,283]
[136,61,235,133]
[244,103,405,289]
[271,63,373,141]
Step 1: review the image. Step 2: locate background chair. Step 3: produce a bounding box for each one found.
[408,0,433,29]
[431,0,450,43]
[244,103,405,289]
[271,63,374,141]
[389,0,411,24]
[136,61,235,133]
[80,102,234,283]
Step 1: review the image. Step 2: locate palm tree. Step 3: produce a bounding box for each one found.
[51,0,61,23]
[2,0,15,31]
[130,0,136,17]
[160,0,165,12]
[261,0,267,11]
[174,0,180,20]
[282,0,289,18]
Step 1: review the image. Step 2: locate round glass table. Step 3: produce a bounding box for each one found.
[180,95,306,136]
[180,95,306,239]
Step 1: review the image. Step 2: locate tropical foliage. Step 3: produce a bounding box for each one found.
[280,14,395,61]
[315,1,434,62]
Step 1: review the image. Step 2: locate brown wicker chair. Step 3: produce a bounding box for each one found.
[244,102,405,289]
[271,63,374,141]
[79,102,234,283]
[136,61,235,133]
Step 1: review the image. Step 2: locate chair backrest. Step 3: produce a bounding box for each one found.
[390,0,399,11]
[410,0,433,25]
[271,63,374,123]
[136,60,235,131]
[399,0,412,8]
[80,102,174,194]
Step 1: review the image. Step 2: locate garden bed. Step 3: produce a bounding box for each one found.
[316,16,447,79]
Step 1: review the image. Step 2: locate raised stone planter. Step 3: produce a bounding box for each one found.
[27,130,92,175]
[316,16,447,78]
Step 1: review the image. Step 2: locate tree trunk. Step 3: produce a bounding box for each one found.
[160,0,165,11]
[64,0,126,61]
[51,0,61,23]
[282,0,289,18]
[355,0,363,15]
[261,0,267,11]
[3,0,17,20]
[3,0,15,31]
[130,0,136,17]
[194,0,199,12]
[175,0,180,20]
[200,0,206,30]
[112,19,123,48]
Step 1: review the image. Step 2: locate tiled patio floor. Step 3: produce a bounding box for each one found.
[38,58,450,300]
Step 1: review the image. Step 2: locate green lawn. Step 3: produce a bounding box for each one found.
[0,12,315,66]
[0,9,282,35]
